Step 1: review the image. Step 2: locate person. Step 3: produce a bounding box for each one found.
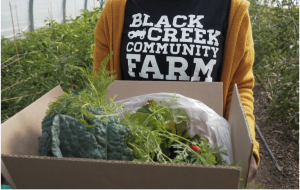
[93,0,259,184]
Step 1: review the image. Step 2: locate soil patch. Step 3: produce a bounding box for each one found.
[253,82,299,189]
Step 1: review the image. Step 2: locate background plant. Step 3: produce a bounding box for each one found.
[1,6,103,123]
[249,0,299,138]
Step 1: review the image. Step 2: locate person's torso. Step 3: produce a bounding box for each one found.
[120,0,231,82]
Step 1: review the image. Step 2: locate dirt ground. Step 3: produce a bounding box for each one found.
[1,82,299,189]
[253,82,299,189]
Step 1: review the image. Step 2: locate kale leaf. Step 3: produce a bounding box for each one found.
[39,107,134,161]
[39,52,134,161]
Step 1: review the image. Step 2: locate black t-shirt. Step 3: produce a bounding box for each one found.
[120,0,231,82]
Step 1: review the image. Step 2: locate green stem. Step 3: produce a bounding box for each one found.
[128,142,155,163]
[94,113,119,118]
[161,152,172,162]
[1,92,42,101]
[160,130,193,144]
[159,133,208,165]
[81,103,90,108]
[141,107,168,127]
[128,142,143,157]
[148,157,154,163]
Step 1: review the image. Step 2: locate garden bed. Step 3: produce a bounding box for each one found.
[254,82,299,189]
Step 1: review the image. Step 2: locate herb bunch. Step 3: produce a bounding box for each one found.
[46,52,117,129]
[115,98,229,166]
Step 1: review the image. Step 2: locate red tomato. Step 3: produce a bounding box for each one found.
[190,145,200,152]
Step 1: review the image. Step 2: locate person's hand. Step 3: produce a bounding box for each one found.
[247,154,258,184]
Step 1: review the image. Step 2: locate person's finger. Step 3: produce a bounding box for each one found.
[247,154,258,184]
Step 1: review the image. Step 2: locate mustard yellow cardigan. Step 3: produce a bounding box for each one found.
[93,0,260,166]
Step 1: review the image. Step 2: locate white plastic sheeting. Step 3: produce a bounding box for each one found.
[86,0,101,11]
[33,0,64,30]
[1,0,102,39]
[1,0,30,39]
[117,93,234,165]
[65,0,84,19]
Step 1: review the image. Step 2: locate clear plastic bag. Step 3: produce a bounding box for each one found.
[116,93,233,164]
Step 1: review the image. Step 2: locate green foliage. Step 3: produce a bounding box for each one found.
[41,49,228,166]
[116,99,229,166]
[1,6,104,123]
[249,0,299,137]
[40,113,134,161]
[46,52,116,128]
[39,55,134,161]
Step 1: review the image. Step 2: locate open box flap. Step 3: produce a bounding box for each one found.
[1,155,241,189]
[1,82,248,189]
[107,81,223,116]
[228,84,254,184]
[1,85,64,188]
[1,164,14,189]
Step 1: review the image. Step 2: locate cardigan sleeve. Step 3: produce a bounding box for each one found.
[93,1,112,74]
[224,10,260,166]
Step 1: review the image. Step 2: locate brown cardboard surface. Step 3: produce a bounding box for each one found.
[1,85,64,188]
[228,84,254,184]
[2,155,241,189]
[107,81,223,116]
[1,82,253,189]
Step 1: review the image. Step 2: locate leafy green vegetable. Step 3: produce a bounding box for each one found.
[44,110,134,160]
[39,52,134,161]
[46,52,116,129]
[116,99,229,166]
[129,112,160,131]
[136,99,191,139]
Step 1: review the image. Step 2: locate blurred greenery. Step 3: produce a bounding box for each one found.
[249,0,299,138]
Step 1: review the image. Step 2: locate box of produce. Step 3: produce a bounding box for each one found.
[1,59,253,189]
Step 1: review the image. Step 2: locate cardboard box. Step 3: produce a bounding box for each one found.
[1,81,253,189]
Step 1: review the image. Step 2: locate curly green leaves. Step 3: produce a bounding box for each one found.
[39,111,134,161]
[133,100,191,139]
[50,114,100,159]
